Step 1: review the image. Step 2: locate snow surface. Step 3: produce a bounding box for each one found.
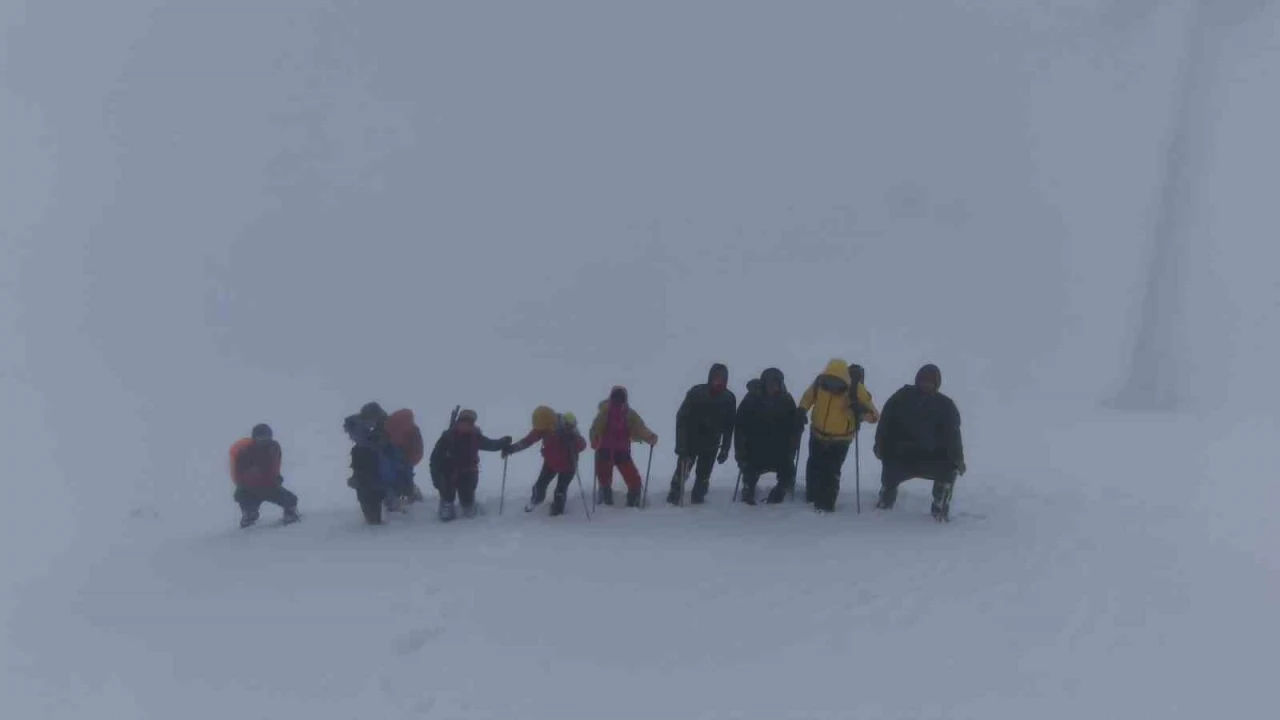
[3,1,1278,718]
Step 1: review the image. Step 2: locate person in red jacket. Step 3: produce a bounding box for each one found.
[503,406,588,516]
[428,409,511,521]
[228,423,300,528]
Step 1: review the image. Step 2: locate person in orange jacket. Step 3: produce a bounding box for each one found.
[228,423,300,528]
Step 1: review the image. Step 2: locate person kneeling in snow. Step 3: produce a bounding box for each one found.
[229,423,300,528]
[874,364,966,521]
[429,409,511,521]
[734,368,802,505]
[589,386,658,507]
[503,406,587,516]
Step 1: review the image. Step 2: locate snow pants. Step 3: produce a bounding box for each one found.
[234,484,298,513]
[434,469,479,507]
[805,437,851,512]
[595,449,642,491]
[669,449,716,501]
[533,464,575,499]
[878,460,957,508]
[740,455,797,503]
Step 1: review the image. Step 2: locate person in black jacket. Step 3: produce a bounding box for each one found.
[428,409,511,521]
[733,368,802,505]
[668,363,737,505]
[873,364,967,521]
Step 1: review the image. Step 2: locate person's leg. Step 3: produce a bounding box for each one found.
[616,451,643,506]
[549,471,574,516]
[690,450,716,503]
[820,442,851,512]
[355,484,384,524]
[804,436,820,503]
[594,449,615,505]
[739,465,761,505]
[531,464,556,505]
[877,461,912,509]
[233,487,264,526]
[457,470,479,511]
[667,455,692,505]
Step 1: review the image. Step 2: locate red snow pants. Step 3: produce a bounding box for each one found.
[595,448,643,491]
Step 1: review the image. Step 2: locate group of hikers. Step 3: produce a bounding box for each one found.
[227,359,967,528]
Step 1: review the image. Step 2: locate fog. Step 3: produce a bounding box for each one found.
[3,0,1277,563]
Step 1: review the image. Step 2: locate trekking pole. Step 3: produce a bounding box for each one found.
[732,470,741,503]
[499,456,509,516]
[855,432,862,514]
[790,445,801,501]
[641,443,654,508]
[575,465,591,521]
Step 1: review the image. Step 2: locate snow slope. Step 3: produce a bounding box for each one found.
[3,1,1278,718]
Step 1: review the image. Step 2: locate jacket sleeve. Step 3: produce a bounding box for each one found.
[572,432,587,454]
[798,384,815,412]
[720,392,736,454]
[478,433,508,452]
[589,408,606,448]
[509,429,540,454]
[267,442,283,480]
[875,388,903,450]
[733,400,750,461]
[674,390,695,451]
[428,432,451,474]
[627,409,656,443]
[944,398,965,466]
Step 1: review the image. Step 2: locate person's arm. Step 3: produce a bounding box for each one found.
[733,400,751,463]
[856,384,879,424]
[674,390,695,454]
[719,392,736,459]
[505,429,540,456]
[628,409,658,445]
[874,389,903,458]
[589,408,606,449]
[268,442,283,481]
[429,432,450,474]
[798,383,815,412]
[945,398,966,474]
[478,433,513,452]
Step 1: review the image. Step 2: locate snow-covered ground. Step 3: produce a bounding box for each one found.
[3,1,1278,718]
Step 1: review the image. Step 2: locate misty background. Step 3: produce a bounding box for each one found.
[3,0,1277,573]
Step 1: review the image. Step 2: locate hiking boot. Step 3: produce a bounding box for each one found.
[766,485,788,504]
[549,492,567,517]
[282,507,301,525]
[438,500,457,522]
[877,486,897,510]
[740,484,757,506]
[690,479,708,504]
[530,483,548,507]
[625,488,642,508]
[666,482,682,506]
[931,482,953,521]
[599,486,614,506]
[239,509,259,528]
[461,502,478,518]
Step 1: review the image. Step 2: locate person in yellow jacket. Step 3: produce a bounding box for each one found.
[797,359,879,512]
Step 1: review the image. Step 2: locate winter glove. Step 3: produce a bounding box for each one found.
[955,459,967,477]
[501,436,513,449]
[717,448,729,465]
[647,434,659,447]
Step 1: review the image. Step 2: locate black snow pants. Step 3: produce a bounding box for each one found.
[739,454,797,504]
[350,475,386,524]
[805,437,851,512]
[878,460,957,510]
[668,449,716,503]
[434,468,479,507]
[235,484,298,513]
[532,465,575,502]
